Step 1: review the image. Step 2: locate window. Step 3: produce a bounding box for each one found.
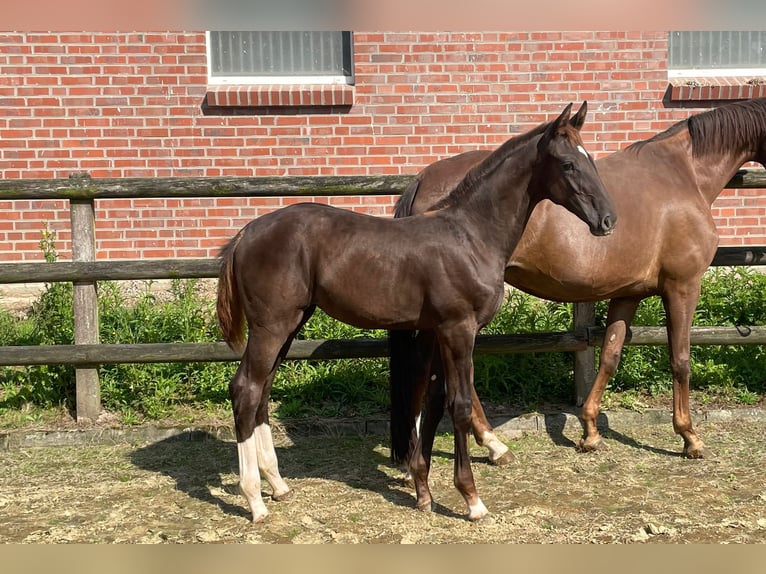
[668,31,766,78]
[207,31,354,85]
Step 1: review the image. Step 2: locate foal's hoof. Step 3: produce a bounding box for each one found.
[467,501,489,522]
[577,437,607,453]
[272,488,293,502]
[683,444,712,459]
[490,450,515,466]
[251,511,269,524]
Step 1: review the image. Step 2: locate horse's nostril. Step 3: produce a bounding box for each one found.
[602,214,615,230]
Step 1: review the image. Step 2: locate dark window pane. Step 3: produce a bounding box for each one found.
[209,31,352,77]
[669,31,766,70]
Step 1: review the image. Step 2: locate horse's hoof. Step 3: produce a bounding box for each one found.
[490,450,515,466]
[684,444,712,459]
[468,512,492,523]
[416,500,433,513]
[251,511,269,524]
[467,499,489,522]
[272,489,293,502]
[577,437,607,453]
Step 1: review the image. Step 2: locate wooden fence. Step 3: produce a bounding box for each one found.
[1,170,765,421]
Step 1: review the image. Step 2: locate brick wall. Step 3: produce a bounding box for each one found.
[0,31,764,262]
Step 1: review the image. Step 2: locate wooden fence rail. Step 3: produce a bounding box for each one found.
[0,326,764,368]
[1,169,765,421]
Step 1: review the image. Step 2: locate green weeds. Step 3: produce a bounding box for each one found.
[0,230,764,423]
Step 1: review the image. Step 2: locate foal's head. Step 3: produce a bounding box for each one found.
[532,102,616,236]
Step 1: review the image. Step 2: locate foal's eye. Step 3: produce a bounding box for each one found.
[562,161,575,172]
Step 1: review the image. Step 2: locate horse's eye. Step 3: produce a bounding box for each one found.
[562,161,575,172]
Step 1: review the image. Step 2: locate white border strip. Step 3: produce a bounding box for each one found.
[669,67,766,79]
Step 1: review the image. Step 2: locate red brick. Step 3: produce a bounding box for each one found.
[0,31,763,261]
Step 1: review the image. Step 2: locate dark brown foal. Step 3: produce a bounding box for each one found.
[217,102,615,522]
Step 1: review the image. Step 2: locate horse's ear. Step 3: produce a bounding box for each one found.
[548,103,573,135]
[570,101,588,130]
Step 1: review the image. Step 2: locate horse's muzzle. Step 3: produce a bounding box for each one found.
[591,213,616,236]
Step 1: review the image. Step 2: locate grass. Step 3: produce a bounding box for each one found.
[0,230,765,426]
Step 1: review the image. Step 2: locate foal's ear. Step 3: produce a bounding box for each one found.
[552,102,573,131]
[569,101,588,131]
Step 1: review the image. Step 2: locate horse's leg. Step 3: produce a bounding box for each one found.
[578,297,640,452]
[436,321,488,521]
[416,366,512,469]
[407,333,444,512]
[231,312,309,522]
[663,282,710,459]
[230,337,272,523]
[469,387,514,465]
[400,331,439,487]
[252,306,316,502]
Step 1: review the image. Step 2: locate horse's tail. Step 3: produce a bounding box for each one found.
[217,232,246,353]
[389,176,423,465]
[389,329,422,464]
[393,176,420,218]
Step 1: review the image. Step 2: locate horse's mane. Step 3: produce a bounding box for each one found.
[428,120,551,210]
[626,97,766,158]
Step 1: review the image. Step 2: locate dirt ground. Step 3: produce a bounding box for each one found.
[2,416,766,544]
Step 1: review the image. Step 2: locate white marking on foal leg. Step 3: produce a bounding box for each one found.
[402,412,422,484]
[481,431,510,463]
[468,498,489,521]
[254,423,290,500]
[402,414,421,485]
[237,434,269,523]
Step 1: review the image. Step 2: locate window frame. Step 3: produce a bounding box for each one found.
[667,31,766,80]
[205,31,354,86]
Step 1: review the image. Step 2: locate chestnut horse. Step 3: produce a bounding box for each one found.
[216,103,616,522]
[389,97,766,472]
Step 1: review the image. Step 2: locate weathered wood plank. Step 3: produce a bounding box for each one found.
[0,327,763,367]
[0,243,763,285]
[0,174,416,200]
[589,325,766,346]
[726,167,766,189]
[573,302,596,406]
[70,199,100,422]
[712,246,766,266]
[0,168,762,200]
[0,259,220,283]
[0,333,583,366]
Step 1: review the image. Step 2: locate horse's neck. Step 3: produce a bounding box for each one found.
[450,151,536,260]
[690,148,758,205]
[644,130,757,206]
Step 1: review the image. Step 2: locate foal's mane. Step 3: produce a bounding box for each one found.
[627,97,766,158]
[428,120,552,210]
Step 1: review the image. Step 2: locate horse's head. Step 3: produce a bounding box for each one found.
[532,102,616,236]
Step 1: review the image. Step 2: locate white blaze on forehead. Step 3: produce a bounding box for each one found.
[577,145,590,158]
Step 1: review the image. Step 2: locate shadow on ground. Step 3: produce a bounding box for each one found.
[129,429,432,521]
[129,404,682,524]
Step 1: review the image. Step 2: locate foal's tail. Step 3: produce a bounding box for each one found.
[217,232,246,353]
[389,329,421,464]
[389,176,422,465]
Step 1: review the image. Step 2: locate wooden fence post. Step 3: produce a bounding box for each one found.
[70,198,100,422]
[573,302,596,406]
